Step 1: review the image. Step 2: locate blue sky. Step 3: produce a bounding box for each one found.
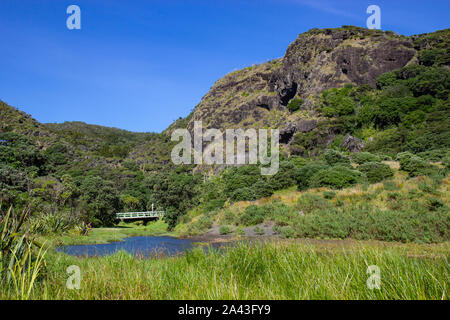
[0,0,448,132]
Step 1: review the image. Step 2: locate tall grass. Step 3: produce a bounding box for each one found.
[22,241,449,300]
[0,206,48,299]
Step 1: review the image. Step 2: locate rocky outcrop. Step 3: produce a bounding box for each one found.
[341,134,365,152]
[181,26,418,138]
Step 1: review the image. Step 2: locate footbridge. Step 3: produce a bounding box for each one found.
[116,210,164,225]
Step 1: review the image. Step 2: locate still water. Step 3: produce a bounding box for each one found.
[57,236,205,258]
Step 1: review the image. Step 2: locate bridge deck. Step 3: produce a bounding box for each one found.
[116,211,165,220]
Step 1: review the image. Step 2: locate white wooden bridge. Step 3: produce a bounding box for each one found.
[116,211,165,220]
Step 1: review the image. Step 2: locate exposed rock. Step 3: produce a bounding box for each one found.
[280,122,297,144]
[341,134,365,152]
[181,26,418,137]
[296,119,317,133]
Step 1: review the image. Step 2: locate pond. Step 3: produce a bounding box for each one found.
[57,236,212,258]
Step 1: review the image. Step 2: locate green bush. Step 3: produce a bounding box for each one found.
[251,180,274,199]
[279,226,296,239]
[358,162,394,183]
[287,156,308,168]
[218,210,236,225]
[322,149,351,166]
[219,225,232,235]
[398,153,438,177]
[296,194,331,214]
[310,166,364,189]
[383,180,400,191]
[287,98,303,112]
[269,161,297,191]
[239,205,267,226]
[230,187,256,202]
[294,162,330,190]
[322,191,336,199]
[294,205,449,243]
[352,152,381,165]
[253,226,265,235]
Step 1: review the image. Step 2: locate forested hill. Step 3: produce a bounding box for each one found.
[0,26,449,230]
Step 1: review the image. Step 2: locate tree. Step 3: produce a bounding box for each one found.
[80,176,120,226]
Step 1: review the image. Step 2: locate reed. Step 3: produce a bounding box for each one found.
[17,241,449,300]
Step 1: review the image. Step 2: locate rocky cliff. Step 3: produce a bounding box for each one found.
[177,26,443,143]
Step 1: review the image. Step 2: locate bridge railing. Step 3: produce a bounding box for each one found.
[116,211,165,219]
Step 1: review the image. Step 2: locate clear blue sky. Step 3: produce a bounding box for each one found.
[0,0,448,132]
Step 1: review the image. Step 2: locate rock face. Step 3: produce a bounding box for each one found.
[341,134,365,152]
[179,27,417,137]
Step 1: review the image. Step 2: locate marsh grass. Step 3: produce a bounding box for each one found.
[43,219,171,246]
[12,241,449,300]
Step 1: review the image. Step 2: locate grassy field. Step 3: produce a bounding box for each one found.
[3,240,447,300]
[40,219,173,246]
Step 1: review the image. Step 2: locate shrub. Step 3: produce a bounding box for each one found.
[234,226,245,236]
[294,162,329,190]
[323,191,336,199]
[383,180,400,191]
[322,149,351,166]
[425,198,444,211]
[253,226,265,235]
[251,180,274,199]
[196,215,214,230]
[269,161,297,191]
[219,225,232,235]
[310,166,364,189]
[287,98,303,112]
[239,205,267,226]
[279,226,296,239]
[352,152,381,165]
[399,154,438,177]
[230,187,256,202]
[358,162,394,183]
[296,194,331,214]
[294,205,449,243]
[287,156,308,168]
[218,210,236,225]
[203,199,226,213]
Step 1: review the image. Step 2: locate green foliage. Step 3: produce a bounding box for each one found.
[268,161,297,190]
[79,176,120,226]
[294,162,329,190]
[0,206,47,298]
[219,225,232,235]
[296,194,331,214]
[253,226,265,235]
[351,152,381,164]
[287,98,303,112]
[239,205,268,226]
[310,166,364,189]
[320,87,356,116]
[358,162,394,183]
[322,149,351,166]
[322,191,336,199]
[287,156,308,168]
[397,152,438,177]
[144,171,202,230]
[294,205,449,243]
[251,180,274,199]
[279,226,295,239]
[223,165,260,198]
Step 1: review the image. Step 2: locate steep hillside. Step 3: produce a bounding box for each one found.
[1,26,448,231]
[170,27,448,156]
